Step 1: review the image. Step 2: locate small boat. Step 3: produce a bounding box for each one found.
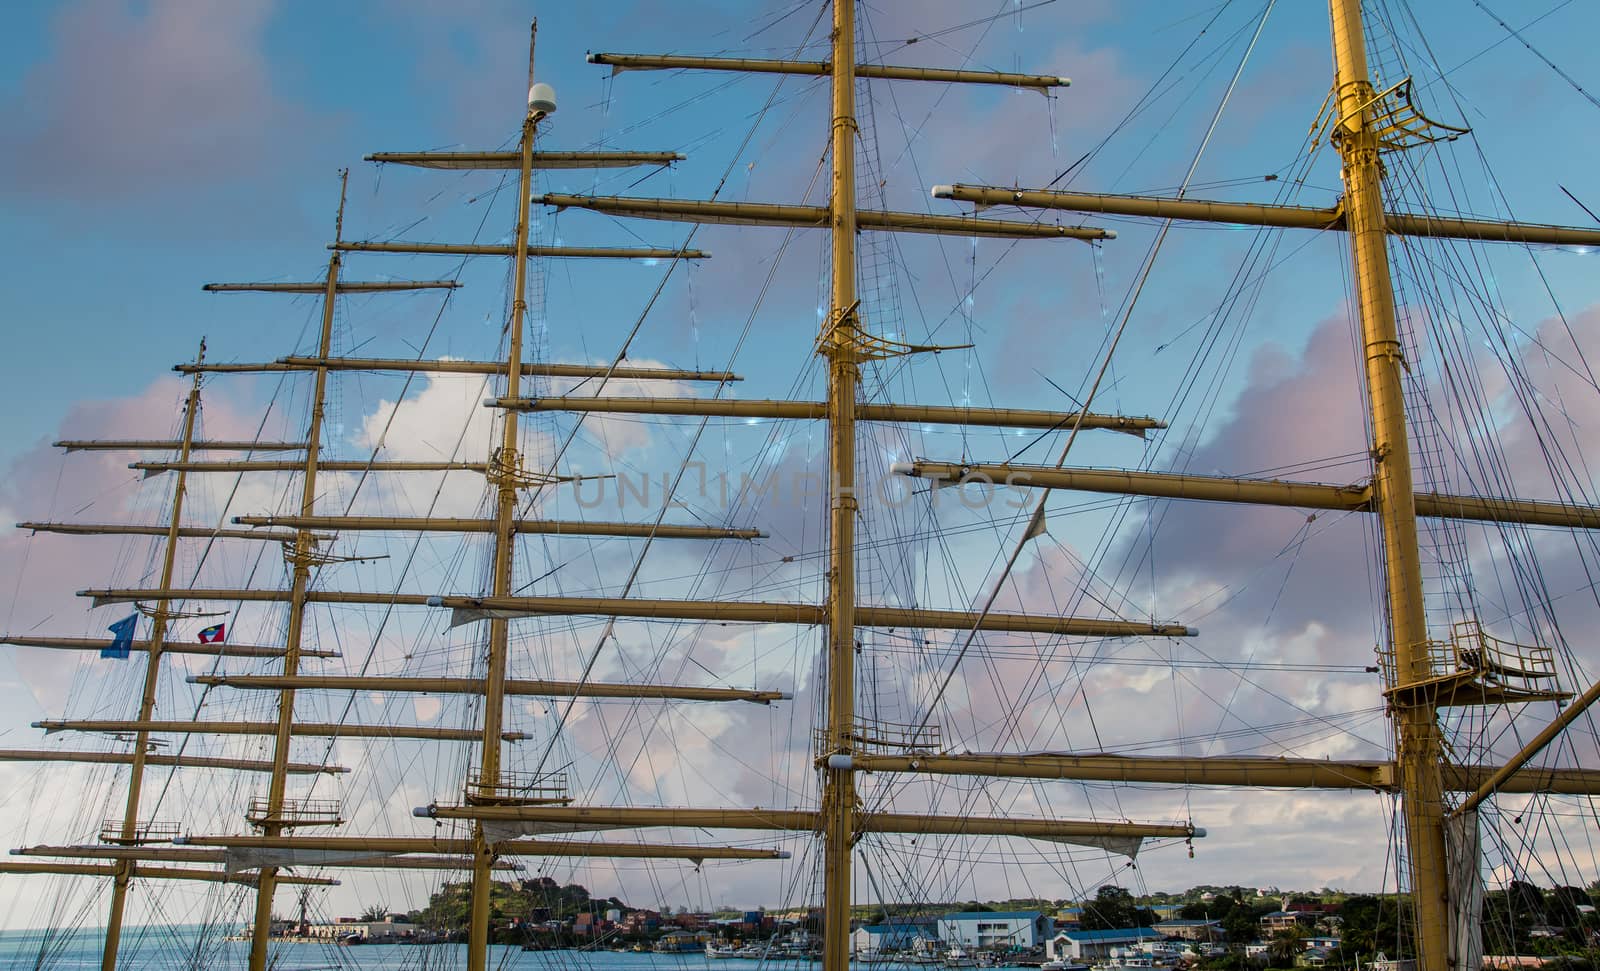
[708,942,743,959]
[943,948,979,969]
[1040,962,1090,971]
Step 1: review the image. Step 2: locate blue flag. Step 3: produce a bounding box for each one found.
[103,614,137,659]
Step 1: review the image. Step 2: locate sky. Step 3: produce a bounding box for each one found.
[3,0,1600,940]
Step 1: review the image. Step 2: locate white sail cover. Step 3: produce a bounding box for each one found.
[1039,834,1143,859]
[451,607,531,627]
[1022,505,1049,541]
[224,847,399,874]
[483,821,615,843]
[1446,807,1484,971]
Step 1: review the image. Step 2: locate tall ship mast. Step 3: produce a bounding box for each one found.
[3,4,1600,971]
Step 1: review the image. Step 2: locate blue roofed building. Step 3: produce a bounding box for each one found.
[938,912,1053,950]
[1047,928,1166,962]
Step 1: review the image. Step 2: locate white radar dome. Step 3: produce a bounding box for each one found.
[528,82,558,114]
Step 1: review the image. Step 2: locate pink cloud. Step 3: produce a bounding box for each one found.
[0,374,267,713]
[0,0,318,199]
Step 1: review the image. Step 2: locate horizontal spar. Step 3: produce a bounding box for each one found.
[81,587,1196,638]
[19,521,308,543]
[132,460,488,474]
[417,804,1200,842]
[13,845,512,870]
[538,194,1112,241]
[839,753,1395,789]
[56,439,305,452]
[838,753,1600,796]
[332,241,709,259]
[0,861,335,885]
[180,834,789,861]
[587,53,1069,90]
[176,356,740,381]
[33,719,528,743]
[17,845,225,864]
[0,749,346,774]
[491,396,1162,434]
[188,674,788,705]
[367,150,685,170]
[893,462,1600,529]
[202,281,460,293]
[0,635,338,660]
[447,597,1196,638]
[234,514,763,540]
[931,185,1600,247]
[1441,763,1600,796]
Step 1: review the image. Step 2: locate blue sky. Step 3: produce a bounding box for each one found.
[3,0,1600,928]
[2,0,1599,467]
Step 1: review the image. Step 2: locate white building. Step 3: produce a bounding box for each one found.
[1048,929,1165,962]
[939,912,1053,950]
[850,922,938,955]
[305,917,414,942]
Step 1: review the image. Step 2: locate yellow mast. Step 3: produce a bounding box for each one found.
[467,20,545,970]
[821,4,859,971]
[1327,2,1448,968]
[100,339,205,971]
[247,170,349,971]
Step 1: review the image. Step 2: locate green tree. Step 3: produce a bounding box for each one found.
[1509,881,1548,923]
[1266,927,1305,968]
[1182,895,1240,922]
[1549,887,1592,930]
[360,903,390,922]
[1080,886,1156,931]
[1338,896,1409,960]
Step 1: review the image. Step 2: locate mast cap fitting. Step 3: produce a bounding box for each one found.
[825,754,854,771]
[411,806,434,818]
[1184,626,1200,637]
[425,596,445,607]
[1190,827,1207,838]
[888,462,915,476]
[930,185,955,199]
[528,82,558,114]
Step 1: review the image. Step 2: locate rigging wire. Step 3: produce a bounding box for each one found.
[902,0,1278,757]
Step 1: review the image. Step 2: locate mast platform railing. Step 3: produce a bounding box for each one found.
[460,769,570,807]
[1377,619,1567,705]
[99,820,181,845]
[245,797,344,828]
[816,719,941,754]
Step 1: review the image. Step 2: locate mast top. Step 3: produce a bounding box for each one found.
[333,168,349,246]
[526,19,556,118]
